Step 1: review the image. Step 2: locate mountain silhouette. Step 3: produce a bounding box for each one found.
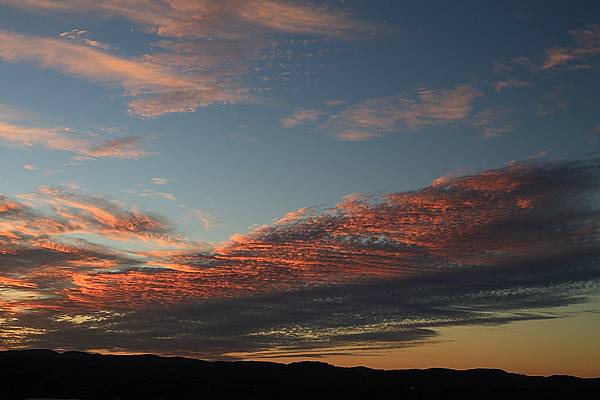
[1,349,598,399]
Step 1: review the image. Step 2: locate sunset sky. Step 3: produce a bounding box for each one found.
[1,0,600,377]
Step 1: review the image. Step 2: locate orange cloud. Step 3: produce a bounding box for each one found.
[0,1,376,117]
[2,0,374,39]
[0,30,223,117]
[0,30,187,89]
[0,119,152,159]
[5,187,192,248]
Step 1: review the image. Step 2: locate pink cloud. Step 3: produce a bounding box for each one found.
[542,25,600,69]
[0,119,152,159]
[280,109,322,128]
[321,85,484,141]
[1,159,600,356]
[0,1,377,117]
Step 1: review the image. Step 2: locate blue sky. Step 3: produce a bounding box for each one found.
[1,0,599,243]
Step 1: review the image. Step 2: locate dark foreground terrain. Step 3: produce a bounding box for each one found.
[1,350,598,399]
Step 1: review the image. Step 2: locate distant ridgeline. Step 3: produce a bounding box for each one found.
[1,350,599,399]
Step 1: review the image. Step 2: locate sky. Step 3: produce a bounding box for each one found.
[0,0,599,377]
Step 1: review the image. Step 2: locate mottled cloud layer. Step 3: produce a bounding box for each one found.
[0,1,376,117]
[2,157,599,357]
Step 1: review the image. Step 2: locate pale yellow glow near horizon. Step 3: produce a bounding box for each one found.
[251,301,600,378]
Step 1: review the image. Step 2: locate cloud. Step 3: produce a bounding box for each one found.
[320,85,483,141]
[0,1,376,117]
[280,109,322,128]
[494,79,531,91]
[191,208,219,230]
[233,1,375,38]
[2,157,600,356]
[10,186,179,245]
[468,106,515,138]
[536,90,568,117]
[59,29,112,50]
[138,188,177,202]
[0,30,187,88]
[0,103,34,121]
[0,30,234,118]
[492,25,600,76]
[324,99,346,107]
[0,185,211,318]
[493,56,538,75]
[151,178,169,185]
[542,25,600,69]
[0,118,152,159]
[76,136,154,160]
[2,1,375,39]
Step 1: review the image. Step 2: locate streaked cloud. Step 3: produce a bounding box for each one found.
[0,30,225,118]
[59,28,112,50]
[493,56,538,75]
[1,157,599,357]
[0,118,152,159]
[0,30,187,88]
[543,25,600,69]
[151,178,169,185]
[494,79,532,91]
[324,99,346,107]
[2,0,375,39]
[191,208,219,230]
[280,109,322,128]
[468,106,515,138]
[492,25,600,75]
[0,1,376,117]
[536,89,568,117]
[320,85,483,141]
[138,188,177,202]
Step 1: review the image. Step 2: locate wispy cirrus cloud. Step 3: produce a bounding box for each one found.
[468,106,515,138]
[59,28,112,50]
[137,188,177,202]
[493,24,600,76]
[292,85,520,141]
[542,24,600,70]
[536,89,568,117]
[3,0,375,39]
[0,30,219,118]
[280,108,322,128]
[0,1,377,117]
[191,208,219,231]
[1,157,599,357]
[305,85,484,141]
[0,116,152,160]
[150,177,169,185]
[494,78,532,91]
